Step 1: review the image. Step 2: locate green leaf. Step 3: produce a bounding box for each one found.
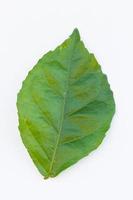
[17,28,115,179]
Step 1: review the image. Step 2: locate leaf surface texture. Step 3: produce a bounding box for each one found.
[17,29,115,178]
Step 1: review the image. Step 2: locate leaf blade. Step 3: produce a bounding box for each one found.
[17,28,115,178]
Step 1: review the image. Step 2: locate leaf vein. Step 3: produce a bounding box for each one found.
[26,120,51,162]
[32,94,58,133]
[47,37,78,177]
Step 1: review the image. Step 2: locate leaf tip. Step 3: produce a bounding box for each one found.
[70,28,80,41]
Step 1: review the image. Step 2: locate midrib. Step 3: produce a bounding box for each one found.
[47,41,75,178]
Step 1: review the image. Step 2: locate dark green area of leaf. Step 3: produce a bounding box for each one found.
[17,29,115,178]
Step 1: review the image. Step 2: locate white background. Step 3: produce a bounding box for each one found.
[0,0,133,199]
